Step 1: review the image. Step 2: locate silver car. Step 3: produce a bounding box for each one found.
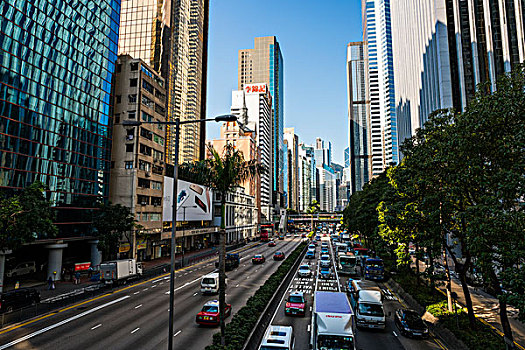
[298,264,311,277]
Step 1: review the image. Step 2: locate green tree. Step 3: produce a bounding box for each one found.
[0,181,57,250]
[93,203,138,260]
[192,143,263,346]
[307,200,320,231]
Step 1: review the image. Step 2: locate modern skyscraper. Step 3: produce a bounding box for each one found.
[284,128,299,211]
[239,36,284,207]
[230,84,273,221]
[314,138,336,212]
[0,0,120,237]
[118,0,210,164]
[362,0,398,175]
[298,143,313,212]
[347,42,372,193]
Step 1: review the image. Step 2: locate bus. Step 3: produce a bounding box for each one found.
[338,252,359,276]
[260,224,274,242]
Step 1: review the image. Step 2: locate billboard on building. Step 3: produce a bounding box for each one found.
[244,83,267,95]
[163,177,213,222]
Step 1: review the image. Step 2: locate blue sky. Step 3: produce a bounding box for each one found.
[206,0,362,165]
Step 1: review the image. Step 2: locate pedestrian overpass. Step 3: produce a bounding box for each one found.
[287,213,343,224]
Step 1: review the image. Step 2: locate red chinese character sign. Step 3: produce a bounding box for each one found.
[245,83,267,95]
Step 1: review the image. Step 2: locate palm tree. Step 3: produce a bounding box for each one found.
[199,143,263,345]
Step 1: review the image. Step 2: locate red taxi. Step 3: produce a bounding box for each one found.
[252,254,266,264]
[284,291,306,316]
[196,300,231,326]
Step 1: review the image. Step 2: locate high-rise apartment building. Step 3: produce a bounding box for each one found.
[110,56,166,259]
[230,84,273,221]
[118,0,210,164]
[0,0,120,237]
[284,128,299,211]
[363,0,399,175]
[238,37,284,207]
[347,42,372,193]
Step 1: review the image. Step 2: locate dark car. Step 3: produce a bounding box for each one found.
[0,288,40,313]
[252,254,265,264]
[394,309,429,338]
[273,251,285,261]
[268,240,276,247]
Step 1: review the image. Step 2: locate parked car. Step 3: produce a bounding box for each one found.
[285,291,306,316]
[195,300,231,326]
[252,255,266,264]
[268,240,276,247]
[298,264,311,277]
[5,261,36,278]
[0,288,40,313]
[273,251,285,261]
[394,309,429,338]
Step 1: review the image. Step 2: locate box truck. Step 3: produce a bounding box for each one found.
[100,259,143,285]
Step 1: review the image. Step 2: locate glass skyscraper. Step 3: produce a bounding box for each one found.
[0,0,120,236]
[239,36,284,207]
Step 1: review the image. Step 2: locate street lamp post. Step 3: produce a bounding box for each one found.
[180,205,197,268]
[122,114,237,350]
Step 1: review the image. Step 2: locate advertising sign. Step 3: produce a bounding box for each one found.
[244,83,267,95]
[163,177,213,222]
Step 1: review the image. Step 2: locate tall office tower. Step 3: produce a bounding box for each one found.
[230,84,273,221]
[314,138,332,167]
[284,128,299,211]
[390,0,453,144]
[298,144,313,212]
[239,36,284,207]
[118,0,210,164]
[0,0,120,238]
[347,42,372,193]
[318,165,336,212]
[442,0,524,111]
[362,0,398,175]
[301,144,318,205]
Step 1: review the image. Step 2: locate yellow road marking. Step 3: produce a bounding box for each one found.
[0,242,260,335]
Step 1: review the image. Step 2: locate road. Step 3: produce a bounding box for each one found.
[270,235,444,350]
[0,237,302,350]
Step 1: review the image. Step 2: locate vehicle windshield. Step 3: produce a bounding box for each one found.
[366,260,383,268]
[340,257,356,265]
[288,295,304,303]
[321,256,329,261]
[202,278,216,285]
[404,312,425,326]
[320,267,330,273]
[358,303,384,317]
[254,255,262,259]
[299,266,309,271]
[318,334,354,350]
[275,252,283,255]
[201,305,218,313]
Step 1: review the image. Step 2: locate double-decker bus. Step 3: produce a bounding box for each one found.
[260,223,274,242]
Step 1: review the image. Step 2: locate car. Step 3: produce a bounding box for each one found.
[315,235,321,241]
[252,254,266,264]
[320,247,329,254]
[286,233,292,238]
[278,235,284,240]
[320,254,331,267]
[321,242,328,247]
[0,288,40,313]
[319,266,332,279]
[301,233,306,238]
[312,240,318,246]
[195,300,232,326]
[305,250,315,259]
[285,291,306,316]
[259,325,295,350]
[293,233,299,238]
[394,309,429,338]
[268,240,276,247]
[308,244,316,250]
[273,251,285,261]
[5,261,36,278]
[298,264,311,277]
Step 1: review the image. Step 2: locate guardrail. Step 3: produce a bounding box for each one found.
[242,243,308,350]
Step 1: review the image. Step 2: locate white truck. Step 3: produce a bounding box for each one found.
[310,291,355,350]
[100,259,143,285]
[348,279,386,329]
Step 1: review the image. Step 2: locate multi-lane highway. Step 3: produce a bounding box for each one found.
[0,237,302,350]
[270,235,445,350]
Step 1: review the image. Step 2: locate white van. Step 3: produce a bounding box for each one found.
[259,325,294,350]
[200,273,227,294]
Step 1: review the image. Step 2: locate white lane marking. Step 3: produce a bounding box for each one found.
[135,304,142,309]
[193,292,198,296]
[143,288,148,291]
[152,285,157,288]
[0,296,130,350]
[235,284,239,287]
[174,330,182,337]
[310,306,312,312]
[152,278,164,283]
[165,277,202,294]
[133,291,140,295]
[131,327,140,334]
[91,324,102,330]
[393,331,398,337]
[307,324,311,332]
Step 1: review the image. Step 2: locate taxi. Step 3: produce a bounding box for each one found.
[196,300,231,326]
[285,291,306,316]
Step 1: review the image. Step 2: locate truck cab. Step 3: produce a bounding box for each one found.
[364,258,384,281]
[348,280,386,330]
